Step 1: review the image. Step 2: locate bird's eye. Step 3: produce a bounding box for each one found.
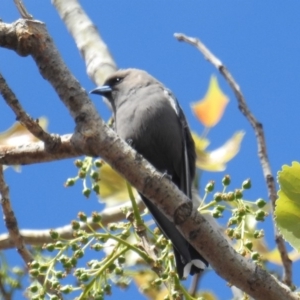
[111,77,123,85]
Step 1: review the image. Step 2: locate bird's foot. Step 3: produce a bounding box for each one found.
[160,172,172,181]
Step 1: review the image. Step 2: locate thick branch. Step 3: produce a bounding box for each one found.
[52,0,117,85]
[0,134,81,165]
[174,32,293,287]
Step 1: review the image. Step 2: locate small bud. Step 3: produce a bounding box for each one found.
[242,179,251,189]
[115,266,123,275]
[49,230,59,240]
[228,217,238,226]
[107,263,116,273]
[80,273,89,282]
[78,170,86,179]
[91,243,103,251]
[92,184,100,194]
[244,240,253,250]
[71,243,79,251]
[227,192,235,201]
[78,212,87,222]
[251,251,260,261]
[39,265,48,272]
[234,189,243,199]
[216,205,225,212]
[30,261,40,269]
[94,159,103,168]
[50,291,59,298]
[74,249,84,259]
[214,192,222,202]
[237,207,246,217]
[226,228,234,237]
[70,257,77,267]
[234,232,241,240]
[222,175,231,186]
[255,210,267,221]
[29,269,39,277]
[104,284,112,295]
[55,271,64,279]
[60,285,73,294]
[253,229,264,239]
[55,241,64,249]
[82,188,91,198]
[80,236,89,244]
[71,220,80,230]
[29,284,39,293]
[58,255,68,264]
[154,278,162,286]
[205,181,215,193]
[108,223,117,231]
[45,243,55,252]
[99,235,108,243]
[74,159,83,168]
[118,256,126,264]
[256,198,267,208]
[90,170,99,181]
[212,210,222,218]
[92,212,102,223]
[65,178,75,187]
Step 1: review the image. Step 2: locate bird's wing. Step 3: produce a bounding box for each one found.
[163,88,195,199]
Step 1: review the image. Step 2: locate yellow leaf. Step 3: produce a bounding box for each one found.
[191,75,229,127]
[0,117,48,146]
[193,131,244,171]
[262,248,300,265]
[99,163,138,206]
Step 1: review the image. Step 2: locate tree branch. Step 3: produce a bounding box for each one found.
[52,0,117,85]
[0,134,81,165]
[0,165,32,263]
[174,32,293,287]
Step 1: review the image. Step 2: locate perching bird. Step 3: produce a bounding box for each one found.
[91,69,208,278]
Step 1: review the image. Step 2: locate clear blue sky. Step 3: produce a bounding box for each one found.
[1,1,300,299]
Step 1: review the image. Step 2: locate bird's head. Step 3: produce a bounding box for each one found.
[90,69,157,112]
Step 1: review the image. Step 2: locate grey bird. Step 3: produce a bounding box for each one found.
[91,69,208,278]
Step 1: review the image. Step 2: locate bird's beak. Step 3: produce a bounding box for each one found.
[90,85,112,96]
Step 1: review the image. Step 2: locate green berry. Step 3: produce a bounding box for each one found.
[256,198,267,208]
[242,179,251,189]
[222,175,231,186]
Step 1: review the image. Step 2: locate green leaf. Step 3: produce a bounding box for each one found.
[275,161,300,251]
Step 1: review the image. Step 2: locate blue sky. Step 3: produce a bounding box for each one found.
[1,1,300,299]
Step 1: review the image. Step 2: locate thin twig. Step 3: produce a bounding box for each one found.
[174,33,293,286]
[13,0,33,20]
[0,165,32,263]
[0,73,61,152]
